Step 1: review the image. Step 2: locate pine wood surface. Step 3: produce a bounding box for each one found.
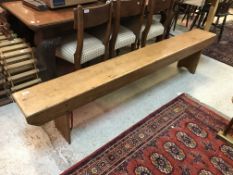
[13,29,216,126]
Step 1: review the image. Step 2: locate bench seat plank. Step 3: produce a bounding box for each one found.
[13,29,216,126]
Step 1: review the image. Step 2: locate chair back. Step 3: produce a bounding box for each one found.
[110,0,146,57]
[119,0,146,17]
[217,0,233,14]
[73,2,113,69]
[74,2,113,29]
[148,0,174,14]
[140,0,175,47]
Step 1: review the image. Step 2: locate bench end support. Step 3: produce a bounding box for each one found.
[54,112,73,144]
[177,51,201,74]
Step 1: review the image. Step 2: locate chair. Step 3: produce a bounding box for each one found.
[170,0,208,32]
[109,0,146,58]
[206,0,233,40]
[190,0,211,29]
[56,2,113,70]
[140,0,174,47]
[190,0,233,41]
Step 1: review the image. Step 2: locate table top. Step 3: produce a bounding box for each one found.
[1,1,101,31]
[2,1,74,30]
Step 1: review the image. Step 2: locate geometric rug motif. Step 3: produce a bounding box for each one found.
[61,94,233,175]
[203,21,233,67]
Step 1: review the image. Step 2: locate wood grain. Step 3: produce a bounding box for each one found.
[13,29,216,126]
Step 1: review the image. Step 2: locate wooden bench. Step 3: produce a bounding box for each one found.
[13,29,216,143]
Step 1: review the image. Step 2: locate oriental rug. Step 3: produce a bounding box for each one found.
[203,21,233,67]
[62,94,233,175]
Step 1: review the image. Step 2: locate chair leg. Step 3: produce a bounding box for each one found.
[116,49,120,56]
[137,41,141,49]
[177,51,201,74]
[109,42,114,58]
[186,11,190,27]
[197,12,205,28]
[218,15,227,42]
[183,5,192,27]
[181,13,187,22]
[181,6,189,23]
[131,43,137,51]
[190,12,199,30]
[173,14,179,31]
[165,19,173,38]
[214,16,220,32]
[156,35,164,42]
[201,12,208,27]
[74,54,81,70]
[141,39,146,48]
[190,7,197,20]
[103,49,109,61]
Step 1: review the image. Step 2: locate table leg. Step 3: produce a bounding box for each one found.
[204,0,219,31]
[177,51,201,74]
[36,41,58,81]
[34,31,60,81]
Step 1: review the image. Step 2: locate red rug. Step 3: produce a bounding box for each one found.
[62,94,233,175]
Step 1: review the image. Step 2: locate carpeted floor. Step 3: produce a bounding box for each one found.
[62,94,233,175]
[203,21,233,67]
